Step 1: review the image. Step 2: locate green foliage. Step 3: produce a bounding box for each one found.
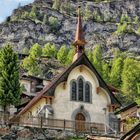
[29,43,42,58]
[137,27,140,35]
[102,62,110,83]
[116,23,128,34]
[48,16,59,29]
[43,14,47,24]
[84,4,93,21]
[134,16,139,23]
[120,14,131,23]
[0,44,21,111]
[124,117,139,132]
[121,58,140,103]
[29,5,37,19]
[65,47,75,65]
[110,57,123,88]
[52,0,61,10]
[60,2,74,15]
[87,50,93,62]
[42,43,57,58]
[21,11,29,19]
[22,56,42,76]
[22,47,29,54]
[92,44,103,75]
[57,45,68,64]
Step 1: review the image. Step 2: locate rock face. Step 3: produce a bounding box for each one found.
[0,0,140,56]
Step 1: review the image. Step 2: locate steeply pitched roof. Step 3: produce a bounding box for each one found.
[120,122,140,140]
[115,102,137,115]
[18,53,121,115]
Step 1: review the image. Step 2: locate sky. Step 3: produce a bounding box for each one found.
[0,0,34,23]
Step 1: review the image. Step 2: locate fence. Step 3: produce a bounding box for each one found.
[0,113,105,134]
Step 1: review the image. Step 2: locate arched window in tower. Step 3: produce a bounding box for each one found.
[78,78,84,101]
[85,83,90,102]
[71,81,77,101]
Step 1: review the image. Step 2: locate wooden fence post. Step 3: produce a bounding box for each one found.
[64,119,66,130]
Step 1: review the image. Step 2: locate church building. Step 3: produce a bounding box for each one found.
[17,7,121,133]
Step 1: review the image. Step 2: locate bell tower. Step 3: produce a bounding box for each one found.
[73,6,87,62]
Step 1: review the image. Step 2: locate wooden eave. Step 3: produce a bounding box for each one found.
[120,122,140,140]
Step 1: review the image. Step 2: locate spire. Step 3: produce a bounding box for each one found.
[73,6,87,62]
[73,6,87,52]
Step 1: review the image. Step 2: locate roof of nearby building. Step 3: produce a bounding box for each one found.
[115,102,137,115]
[17,53,121,116]
[120,122,140,140]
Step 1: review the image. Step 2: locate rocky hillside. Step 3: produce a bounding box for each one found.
[0,0,140,57]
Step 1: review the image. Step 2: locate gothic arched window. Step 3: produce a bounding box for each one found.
[85,83,90,102]
[78,78,84,101]
[71,81,77,100]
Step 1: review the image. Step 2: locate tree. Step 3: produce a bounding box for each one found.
[121,58,140,103]
[110,57,123,88]
[84,4,93,21]
[29,43,42,58]
[57,45,68,64]
[92,44,103,75]
[87,50,93,62]
[52,0,61,10]
[0,44,21,112]
[102,62,110,83]
[29,5,37,19]
[22,56,41,76]
[22,47,29,54]
[42,43,57,58]
[65,47,75,65]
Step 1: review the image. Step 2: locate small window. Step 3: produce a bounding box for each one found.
[78,78,84,101]
[85,83,90,102]
[71,81,77,100]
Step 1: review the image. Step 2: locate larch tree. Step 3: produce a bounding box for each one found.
[42,43,57,58]
[121,58,140,104]
[57,45,68,64]
[65,47,75,65]
[22,43,42,76]
[92,44,103,75]
[102,62,110,83]
[110,57,123,88]
[0,44,21,112]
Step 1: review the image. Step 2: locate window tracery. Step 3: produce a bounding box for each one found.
[71,76,91,103]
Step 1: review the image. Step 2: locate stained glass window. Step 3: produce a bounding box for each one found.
[85,83,90,102]
[78,78,84,101]
[72,81,77,100]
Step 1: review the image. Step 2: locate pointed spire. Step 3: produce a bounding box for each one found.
[73,6,87,53]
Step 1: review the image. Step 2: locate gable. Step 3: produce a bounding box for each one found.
[43,53,121,105]
[18,53,121,115]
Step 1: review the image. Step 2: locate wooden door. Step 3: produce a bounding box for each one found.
[75,113,85,131]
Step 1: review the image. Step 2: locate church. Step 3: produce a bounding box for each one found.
[17,7,121,133]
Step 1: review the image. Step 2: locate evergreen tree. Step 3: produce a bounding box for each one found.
[65,47,75,65]
[22,56,42,76]
[92,44,102,75]
[29,5,37,19]
[110,57,123,88]
[22,47,29,54]
[42,43,57,58]
[84,4,93,21]
[87,50,93,62]
[102,62,110,83]
[0,44,21,112]
[29,43,42,58]
[121,58,140,103]
[52,0,60,10]
[57,45,68,64]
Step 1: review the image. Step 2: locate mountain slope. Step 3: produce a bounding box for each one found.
[0,0,140,57]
